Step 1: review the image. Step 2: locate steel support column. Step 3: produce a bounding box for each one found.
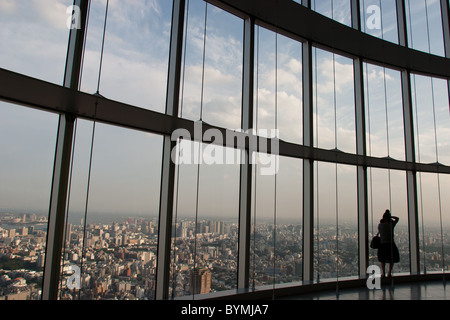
[42,0,89,300]
[354,56,369,278]
[155,0,185,300]
[237,16,255,290]
[302,41,314,283]
[441,0,450,58]
[396,0,420,275]
[353,58,369,277]
[301,0,314,283]
[351,0,369,279]
[441,0,450,110]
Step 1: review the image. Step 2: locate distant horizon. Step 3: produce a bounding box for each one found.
[2,208,449,230]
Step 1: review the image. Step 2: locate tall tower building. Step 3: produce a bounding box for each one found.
[191,268,211,295]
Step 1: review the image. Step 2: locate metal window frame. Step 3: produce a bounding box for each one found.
[41,0,89,300]
[0,0,449,300]
[237,16,255,290]
[351,0,370,279]
[155,0,185,300]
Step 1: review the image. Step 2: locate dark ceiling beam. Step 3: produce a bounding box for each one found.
[215,0,450,79]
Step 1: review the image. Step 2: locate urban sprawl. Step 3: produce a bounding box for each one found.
[0,212,448,300]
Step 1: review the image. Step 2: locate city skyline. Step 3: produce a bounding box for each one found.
[2,210,449,300]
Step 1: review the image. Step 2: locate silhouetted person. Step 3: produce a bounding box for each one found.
[378,210,400,277]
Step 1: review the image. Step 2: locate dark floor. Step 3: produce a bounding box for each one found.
[283,280,450,300]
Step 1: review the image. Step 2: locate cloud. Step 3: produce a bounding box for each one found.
[32,0,70,30]
[312,0,351,26]
[315,57,354,95]
[99,52,169,112]
[255,89,302,142]
[0,0,16,13]
[186,65,236,86]
[366,68,394,84]
[0,0,71,83]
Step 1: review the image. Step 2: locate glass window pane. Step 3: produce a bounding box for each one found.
[405,0,445,56]
[389,170,410,274]
[442,174,450,272]
[59,121,163,300]
[81,0,173,112]
[274,156,303,285]
[250,152,277,288]
[313,48,356,154]
[433,80,450,166]
[311,0,352,27]
[360,0,399,44]
[368,168,409,274]
[170,141,240,298]
[0,103,59,300]
[179,1,243,129]
[255,26,303,144]
[364,63,405,160]
[418,173,445,274]
[250,152,302,289]
[336,164,358,278]
[314,162,358,281]
[0,0,72,84]
[411,74,449,165]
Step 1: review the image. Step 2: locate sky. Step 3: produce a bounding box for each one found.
[0,0,449,228]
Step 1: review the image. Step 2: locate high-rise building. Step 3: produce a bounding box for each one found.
[191,268,212,295]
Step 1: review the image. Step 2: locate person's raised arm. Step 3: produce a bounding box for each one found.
[391,216,399,226]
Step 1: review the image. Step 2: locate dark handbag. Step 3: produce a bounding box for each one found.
[370,233,381,249]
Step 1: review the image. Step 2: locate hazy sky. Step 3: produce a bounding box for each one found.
[0,0,449,227]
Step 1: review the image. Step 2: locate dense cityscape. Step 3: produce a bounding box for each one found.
[1,211,449,300]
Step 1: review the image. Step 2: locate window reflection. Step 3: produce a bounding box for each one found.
[360,0,399,44]
[59,120,163,300]
[368,168,409,274]
[0,102,59,300]
[255,26,303,144]
[80,0,173,112]
[364,63,405,160]
[250,155,303,289]
[313,48,356,154]
[432,79,450,166]
[311,0,352,27]
[179,0,243,130]
[1,0,449,302]
[418,173,445,274]
[0,0,72,84]
[169,141,240,298]
[441,174,450,272]
[405,0,445,56]
[314,162,358,282]
[275,157,303,284]
[250,152,277,288]
[411,74,449,165]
